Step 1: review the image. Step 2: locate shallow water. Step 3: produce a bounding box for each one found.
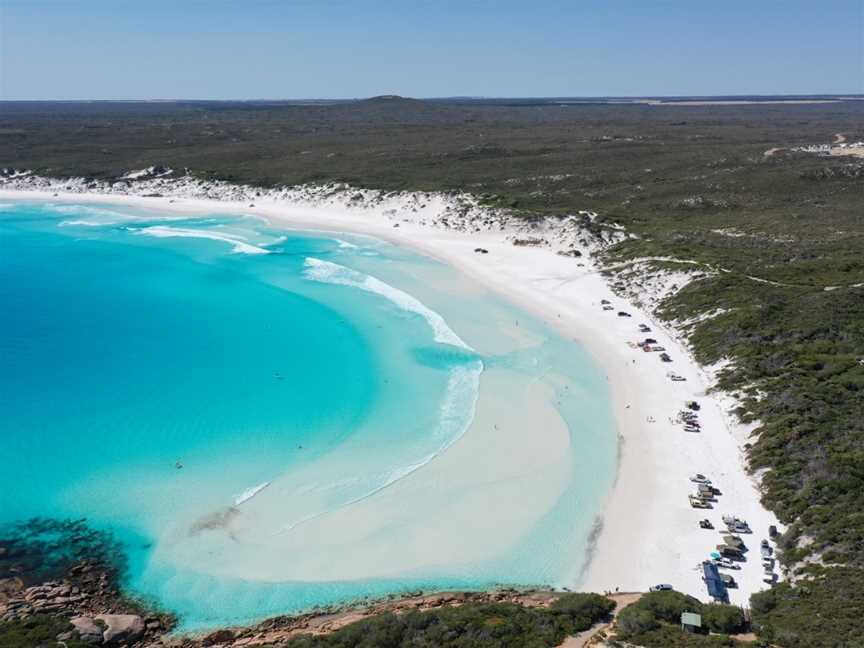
[0,200,616,629]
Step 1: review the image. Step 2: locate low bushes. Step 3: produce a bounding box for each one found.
[614,591,746,647]
[285,595,615,648]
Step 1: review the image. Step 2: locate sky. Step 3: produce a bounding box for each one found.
[1,0,862,100]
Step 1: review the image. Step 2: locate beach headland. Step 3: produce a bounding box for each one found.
[0,175,779,610]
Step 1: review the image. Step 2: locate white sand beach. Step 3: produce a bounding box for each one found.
[0,184,780,606]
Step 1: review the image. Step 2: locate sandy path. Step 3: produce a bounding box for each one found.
[557,592,642,648]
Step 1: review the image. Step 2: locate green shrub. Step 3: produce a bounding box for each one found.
[701,603,745,634]
[622,624,740,647]
[635,590,703,624]
[616,606,659,636]
[549,592,616,631]
[0,615,89,648]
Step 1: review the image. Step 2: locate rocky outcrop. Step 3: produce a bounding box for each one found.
[71,615,105,644]
[96,613,145,643]
[201,628,235,645]
[0,562,169,646]
[1,581,88,620]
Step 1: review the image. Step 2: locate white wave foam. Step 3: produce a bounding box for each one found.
[59,219,104,227]
[51,204,185,227]
[334,238,358,249]
[136,226,270,254]
[234,481,271,506]
[303,257,470,349]
[273,272,483,535]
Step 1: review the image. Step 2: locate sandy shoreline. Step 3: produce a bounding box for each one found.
[0,187,779,606]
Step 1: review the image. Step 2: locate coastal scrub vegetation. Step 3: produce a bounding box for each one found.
[0,615,89,648]
[2,97,864,645]
[749,567,864,648]
[284,594,615,648]
[614,591,746,647]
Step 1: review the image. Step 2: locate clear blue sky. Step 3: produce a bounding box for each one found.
[1,0,862,100]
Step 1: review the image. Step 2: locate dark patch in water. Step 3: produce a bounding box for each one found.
[188,507,239,536]
[0,518,126,587]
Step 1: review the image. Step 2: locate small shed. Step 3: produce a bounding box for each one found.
[681,611,702,633]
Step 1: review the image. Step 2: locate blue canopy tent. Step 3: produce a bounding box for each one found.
[702,561,728,602]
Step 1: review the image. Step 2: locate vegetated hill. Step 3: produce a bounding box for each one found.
[2,99,864,646]
[319,94,459,123]
[362,94,420,103]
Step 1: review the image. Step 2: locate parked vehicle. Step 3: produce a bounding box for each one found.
[602,305,614,311]
[686,401,701,411]
[723,515,751,533]
[690,474,711,484]
[761,543,772,558]
[617,311,632,317]
[601,299,611,305]
[716,544,745,559]
[769,525,779,539]
[649,584,673,592]
[720,573,737,588]
[638,324,651,332]
[714,558,740,570]
[690,495,711,509]
[699,519,714,529]
[660,353,672,362]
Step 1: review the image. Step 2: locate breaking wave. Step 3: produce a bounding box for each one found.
[52,204,185,227]
[276,259,484,534]
[234,482,271,506]
[135,226,271,255]
[303,257,471,349]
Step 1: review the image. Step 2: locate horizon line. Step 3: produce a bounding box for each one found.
[2,93,864,103]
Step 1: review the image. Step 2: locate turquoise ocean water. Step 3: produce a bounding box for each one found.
[0,200,616,630]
